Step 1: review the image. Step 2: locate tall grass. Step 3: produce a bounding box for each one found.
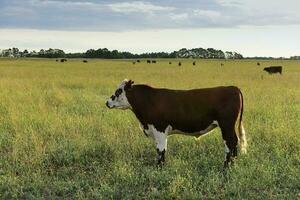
[0,58,299,199]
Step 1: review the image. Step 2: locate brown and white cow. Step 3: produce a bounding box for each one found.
[106,80,247,167]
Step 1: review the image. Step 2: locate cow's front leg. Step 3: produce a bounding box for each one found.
[150,125,169,166]
[156,148,166,165]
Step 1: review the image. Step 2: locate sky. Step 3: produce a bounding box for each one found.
[0,0,300,57]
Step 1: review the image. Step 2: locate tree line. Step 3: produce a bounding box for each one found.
[0,47,250,59]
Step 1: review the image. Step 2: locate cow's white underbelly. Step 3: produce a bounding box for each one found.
[140,121,218,138]
[169,120,219,137]
[139,121,219,153]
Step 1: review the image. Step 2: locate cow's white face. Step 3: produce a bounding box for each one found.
[106,79,132,109]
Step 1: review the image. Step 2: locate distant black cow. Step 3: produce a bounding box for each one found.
[60,58,67,62]
[221,63,224,67]
[83,60,88,63]
[137,60,141,63]
[193,61,196,66]
[147,60,151,64]
[264,66,282,74]
[56,59,58,62]
[152,60,157,63]
[178,62,182,66]
[169,62,172,64]
[257,62,260,66]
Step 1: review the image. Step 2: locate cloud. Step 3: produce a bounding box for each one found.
[216,0,242,7]
[1,6,35,17]
[169,13,189,21]
[193,10,221,20]
[108,1,175,14]
[0,0,300,31]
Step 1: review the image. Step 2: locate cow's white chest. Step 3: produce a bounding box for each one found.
[139,124,171,151]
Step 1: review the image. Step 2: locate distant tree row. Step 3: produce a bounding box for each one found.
[0,47,247,59]
[0,48,65,58]
[175,48,243,59]
[2,47,300,60]
[290,56,300,60]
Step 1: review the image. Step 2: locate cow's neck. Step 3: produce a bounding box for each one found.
[125,85,153,126]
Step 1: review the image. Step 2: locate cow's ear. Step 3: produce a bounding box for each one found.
[125,79,134,90]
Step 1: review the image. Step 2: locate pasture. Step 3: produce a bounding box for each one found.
[0,58,299,199]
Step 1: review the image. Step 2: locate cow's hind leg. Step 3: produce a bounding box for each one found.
[220,124,238,168]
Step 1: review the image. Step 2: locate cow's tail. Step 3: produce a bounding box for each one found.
[237,88,247,154]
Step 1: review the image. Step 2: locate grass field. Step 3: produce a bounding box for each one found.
[0,58,299,199]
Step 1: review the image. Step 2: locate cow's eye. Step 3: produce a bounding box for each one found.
[115,89,122,97]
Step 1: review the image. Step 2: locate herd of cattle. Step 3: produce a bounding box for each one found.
[55,59,283,74]
[132,60,283,74]
[134,60,193,67]
[56,59,88,63]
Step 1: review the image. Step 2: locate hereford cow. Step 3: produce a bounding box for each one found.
[263,66,282,74]
[106,80,247,168]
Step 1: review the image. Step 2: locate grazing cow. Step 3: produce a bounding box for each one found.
[152,60,157,63]
[193,61,196,66]
[178,62,182,66]
[137,60,141,63]
[263,66,282,74]
[257,62,260,66]
[83,60,88,63]
[147,60,151,64]
[60,58,67,62]
[106,80,247,168]
[169,62,172,65]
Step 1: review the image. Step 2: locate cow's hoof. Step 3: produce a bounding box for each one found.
[156,160,165,168]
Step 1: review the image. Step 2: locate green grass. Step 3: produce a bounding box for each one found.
[0,58,299,199]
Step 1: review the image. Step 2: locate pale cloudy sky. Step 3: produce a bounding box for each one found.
[0,0,300,57]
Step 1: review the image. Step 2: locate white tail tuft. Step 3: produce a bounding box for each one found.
[238,122,247,154]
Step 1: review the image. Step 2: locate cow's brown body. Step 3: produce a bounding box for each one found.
[126,85,242,134]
